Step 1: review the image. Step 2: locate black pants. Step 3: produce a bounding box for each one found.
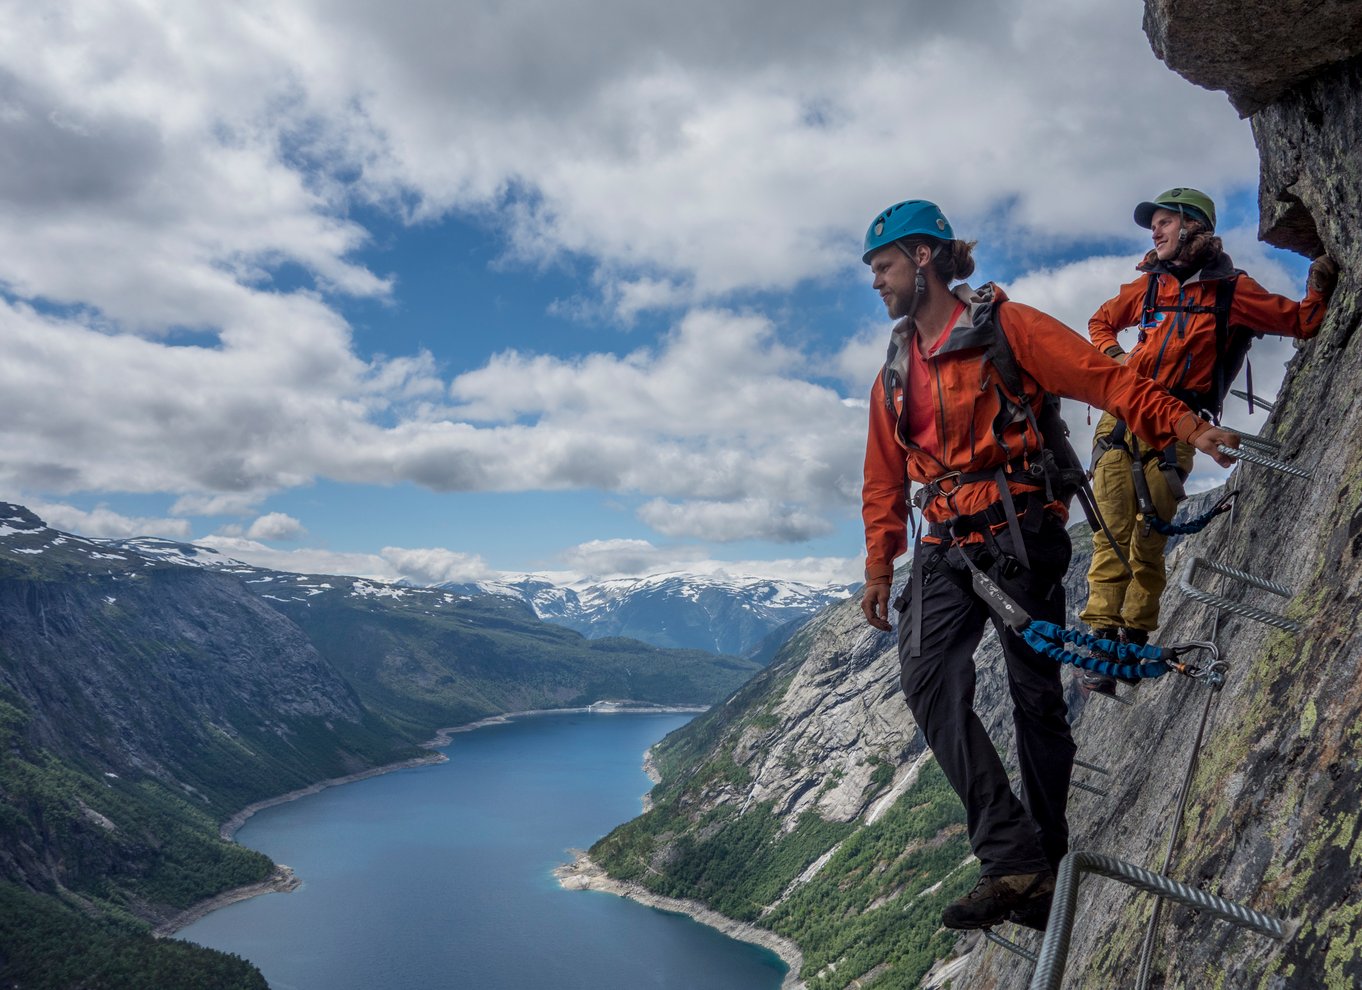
[895,514,1074,876]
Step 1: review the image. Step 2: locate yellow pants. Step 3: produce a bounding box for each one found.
[1079,412,1197,633]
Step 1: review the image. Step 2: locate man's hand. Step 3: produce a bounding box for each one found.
[1308,255,1339,299]
[1189,424,1240,467]
[861,583,892,631]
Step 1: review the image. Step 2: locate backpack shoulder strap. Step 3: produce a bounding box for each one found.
[1210,273,1243,415]
[982,300,1027,399]
[1142,271,1161,327]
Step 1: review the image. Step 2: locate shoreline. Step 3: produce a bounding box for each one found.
[554,850,805,990]
[155,865,300,937]
[164,702,706,936]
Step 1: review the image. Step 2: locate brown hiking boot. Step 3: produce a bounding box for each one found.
[941,871,1055,930]
[1007,888,1055,931]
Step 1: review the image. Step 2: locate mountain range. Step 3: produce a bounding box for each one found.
[446,573,853,657]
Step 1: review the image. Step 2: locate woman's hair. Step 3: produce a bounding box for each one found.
[1142,218,1223,271]
[900,235,977,283]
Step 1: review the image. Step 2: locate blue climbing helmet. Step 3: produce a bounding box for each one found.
[862,199,954,264]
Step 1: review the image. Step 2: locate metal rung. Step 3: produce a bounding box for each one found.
[984,927,1038,963]
[1071,779,1109,798]
[1073,758,1109,776]
[1230,388,1274,412]
[1178,557,1301,633]
[1235,433,1281,454]
[1030,850,1288,990]
[1217,444,1310,479]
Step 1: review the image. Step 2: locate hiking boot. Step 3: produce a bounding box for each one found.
[1007,889,1055,931]
[1121,627,1149,646]
[941,871,1055,930]
[1080,627,1120,696]
[1080,671,1118,696]
[1113,627,1149,685]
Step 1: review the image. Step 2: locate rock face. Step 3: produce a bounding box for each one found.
[993,8,1362,989]
[946,12,1362,988]
[1142,0,1362,114]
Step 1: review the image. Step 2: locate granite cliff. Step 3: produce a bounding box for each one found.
[586,5,1362,986]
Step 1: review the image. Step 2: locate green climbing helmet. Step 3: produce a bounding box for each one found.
[1134,188,1217,232]
[862,199,954,264]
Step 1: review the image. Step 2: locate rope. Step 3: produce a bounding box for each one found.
[1021,621,1171,680]
[1146,490,1236,536]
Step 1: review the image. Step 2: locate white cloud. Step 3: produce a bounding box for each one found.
[26,500,191,540]
[552,536,859,586]
[195,535,393,580]
[193,535,491,585]
[170,492,268,517]
[557,538,708,580]
[379,546,491,585]
[246,512,307,541]
[638,497,835,543]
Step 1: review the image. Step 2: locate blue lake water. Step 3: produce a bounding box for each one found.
[181,712,787,990]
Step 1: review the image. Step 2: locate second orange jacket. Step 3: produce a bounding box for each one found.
[1088,252,1325,396]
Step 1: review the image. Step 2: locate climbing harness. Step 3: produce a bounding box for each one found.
[1093,269,1263,536]
[888,287,1133,656]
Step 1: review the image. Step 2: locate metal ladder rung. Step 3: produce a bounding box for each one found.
[1217,444,1310,479]
[984,927,1038,963]
[1030,850,1289,990]
[1178,557,1301,633]
[1071,779,1109,798]
[1230,388,1274,413]
[1235,433,1282,454]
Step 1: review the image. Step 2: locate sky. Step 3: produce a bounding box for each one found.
[0,0,1314,589]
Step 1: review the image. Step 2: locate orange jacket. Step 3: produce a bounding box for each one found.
[862,283,1207,585]
[1088,253,1326,395]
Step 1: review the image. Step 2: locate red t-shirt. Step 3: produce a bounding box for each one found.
[903,303,963,458]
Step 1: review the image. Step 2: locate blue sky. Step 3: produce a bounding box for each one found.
[0,0,1311,587]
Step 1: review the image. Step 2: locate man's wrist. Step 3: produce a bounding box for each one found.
[1175,411,1211,444]
[864,562,894,586]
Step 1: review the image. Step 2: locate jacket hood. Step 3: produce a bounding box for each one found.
[883,282,1008,382]
[1138,249,1237,283]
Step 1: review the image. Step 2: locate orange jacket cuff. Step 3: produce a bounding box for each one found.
[1175,411,1209,443]
[864,563,895,585]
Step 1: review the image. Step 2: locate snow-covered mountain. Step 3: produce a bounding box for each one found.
[443,572,855,657]
[0,503,850,659]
